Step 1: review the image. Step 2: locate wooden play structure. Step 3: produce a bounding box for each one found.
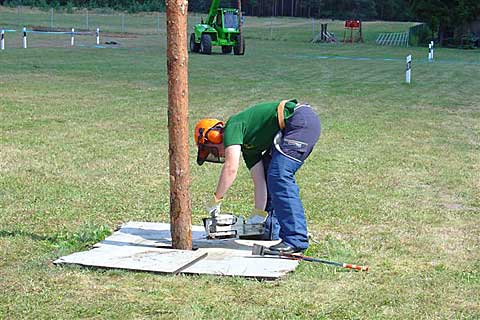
[343,20,363,43]
[311,23,337,43]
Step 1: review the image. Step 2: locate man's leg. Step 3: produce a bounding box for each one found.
[267,105,321,251]
[267,149,307,250]
[262,152,280,240]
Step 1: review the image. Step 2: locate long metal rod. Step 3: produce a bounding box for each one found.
[280,253,369,271]
[252,244,368,271]
[286,253,369,271]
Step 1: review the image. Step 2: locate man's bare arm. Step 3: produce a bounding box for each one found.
[214,145,241,199]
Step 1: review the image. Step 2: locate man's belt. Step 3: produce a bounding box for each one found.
[276,99,290,130]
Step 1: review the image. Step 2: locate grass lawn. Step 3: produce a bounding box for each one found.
[1,8,479,319]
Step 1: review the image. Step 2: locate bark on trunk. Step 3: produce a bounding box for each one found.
[238,0,243,52]
[166,0,192,250]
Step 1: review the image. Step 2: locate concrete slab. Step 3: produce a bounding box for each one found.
[54,221,298,279]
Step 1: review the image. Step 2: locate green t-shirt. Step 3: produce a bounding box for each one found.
[223,99,297,169]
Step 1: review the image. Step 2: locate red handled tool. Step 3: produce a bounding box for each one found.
[252,244,369,272]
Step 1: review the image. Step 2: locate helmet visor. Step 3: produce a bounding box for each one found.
[197,143,225,165]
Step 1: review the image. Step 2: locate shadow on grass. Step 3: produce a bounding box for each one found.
[0,229,52,241]
[0,224,112,253]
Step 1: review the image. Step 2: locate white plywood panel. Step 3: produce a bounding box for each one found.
[54,221,298,279]
[54,244,207,274]
[183,248,298,279]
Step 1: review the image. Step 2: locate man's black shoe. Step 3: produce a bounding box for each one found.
[268,241,304,254]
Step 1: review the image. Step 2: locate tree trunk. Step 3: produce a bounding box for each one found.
[165,0,192,250]
[238,0,243,53]
[439,22,445,46]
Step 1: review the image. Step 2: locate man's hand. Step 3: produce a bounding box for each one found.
[247,208,268,224]
[205,194,222,217]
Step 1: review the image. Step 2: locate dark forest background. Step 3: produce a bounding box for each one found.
[1,0,478,22]
[1,0,479,46]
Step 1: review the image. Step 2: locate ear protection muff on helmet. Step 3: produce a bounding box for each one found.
[195,119,224,145]
[194,119,225,165]
[201,122,224,144]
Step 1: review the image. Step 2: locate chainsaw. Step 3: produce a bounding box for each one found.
[203,213,265,239]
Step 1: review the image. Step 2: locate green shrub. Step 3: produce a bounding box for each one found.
[460,32,479,49]
[409,23,432,46]
[65,0,73,13]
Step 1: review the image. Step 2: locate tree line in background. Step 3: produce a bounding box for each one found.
[0,0,413,21]
[1,0,479,46]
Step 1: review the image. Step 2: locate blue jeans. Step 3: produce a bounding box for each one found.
[263,105,321,250]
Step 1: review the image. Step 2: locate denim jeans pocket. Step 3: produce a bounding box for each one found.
[280,138,309,160]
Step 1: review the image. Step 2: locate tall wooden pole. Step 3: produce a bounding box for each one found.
[165,0,192,250]
[238,0,243,53]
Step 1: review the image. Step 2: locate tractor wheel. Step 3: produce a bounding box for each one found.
[221,45,232,54]
[200,34,212,55]
[190,33,200,53]
[233,35,245,55]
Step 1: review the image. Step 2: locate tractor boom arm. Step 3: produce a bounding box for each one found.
[206,0,221,25]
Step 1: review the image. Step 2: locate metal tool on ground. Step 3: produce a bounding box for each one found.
[252,244,369,272]
[203,213,264,239]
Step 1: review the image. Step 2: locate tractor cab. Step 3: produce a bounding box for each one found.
[213,8,239,42]
[216,9,239,30]
[190,1,245,55]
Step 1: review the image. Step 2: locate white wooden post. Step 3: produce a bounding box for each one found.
[50,8,54,29]
[406,54,412,84]
[86,9,89,30]
[1,30,5,50]
[23,27,27,49]
[71,28,75,46]
[96,28,100,45]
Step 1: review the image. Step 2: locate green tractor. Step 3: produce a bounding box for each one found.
[190,0,245,55]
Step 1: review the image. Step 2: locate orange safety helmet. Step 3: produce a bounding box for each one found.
[194,119,224,145]
[194,119,225,165]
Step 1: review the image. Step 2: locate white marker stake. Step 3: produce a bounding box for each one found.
[1,30,5,50]
[23,27,27,49]
[71,28,75,46]
[406,54,412,84]
[96,28,100,45]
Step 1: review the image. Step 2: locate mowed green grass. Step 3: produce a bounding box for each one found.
[1,13,480,319]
